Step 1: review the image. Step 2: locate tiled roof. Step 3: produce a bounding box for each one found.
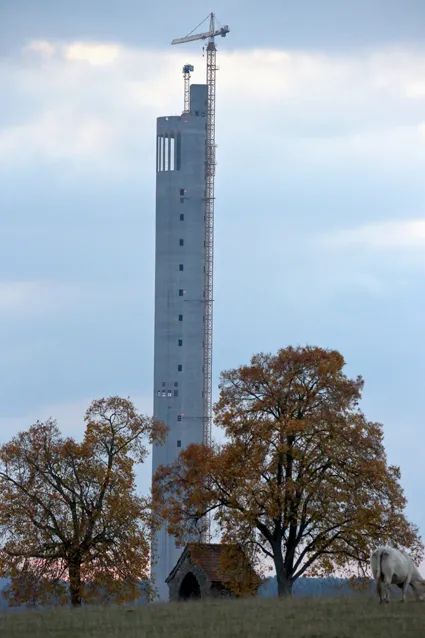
[166,542,261,585]
[189,543,230,582]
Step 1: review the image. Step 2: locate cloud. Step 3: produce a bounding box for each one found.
[1,37,425,521]
[0,280,143,318]
[0,282,43,313]
[64,43,120,66]
[2,40,425,173]
[0,110,114,161]
[25,40,56,58]
[0,281,55,316]
[322,219,425,249]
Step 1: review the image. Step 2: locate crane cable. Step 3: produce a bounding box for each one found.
[185,13,213,38]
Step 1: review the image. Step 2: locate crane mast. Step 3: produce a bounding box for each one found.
[171,13,229,543]
[171,14,229,452]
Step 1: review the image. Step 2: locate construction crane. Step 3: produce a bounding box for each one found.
[171,14,230,454]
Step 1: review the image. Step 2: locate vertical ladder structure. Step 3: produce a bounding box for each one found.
[172,13,229,452]
[171,13,229,543]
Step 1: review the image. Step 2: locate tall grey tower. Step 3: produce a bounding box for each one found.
[151,13,230,602]
[151,83,208,601]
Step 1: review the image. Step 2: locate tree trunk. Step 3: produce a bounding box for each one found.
[68,559,82,608]
[273,545,292,598]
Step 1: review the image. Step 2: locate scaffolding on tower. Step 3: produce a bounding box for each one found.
[171,13,230,542]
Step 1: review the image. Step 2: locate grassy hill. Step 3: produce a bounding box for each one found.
[1,595,425,638]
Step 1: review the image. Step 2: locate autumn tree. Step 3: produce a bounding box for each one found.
[0,397,166,608]
[153,346,422,597]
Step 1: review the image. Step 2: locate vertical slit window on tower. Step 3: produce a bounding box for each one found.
[174,390,178,397]
[167,390,171,397]
[178,365,182,372]
[157,134,177,172]
[157,136,161,172]
[179,239,184,246]
[177,440,181,447]
[162,382,166,387]
[178,339,183,346]
[179,289,184,296]
[178,314,183,322]
[180,198,184,204]
[179,264,184,271]
[180,189,185,196]
[170,136,175,171]
[174,382,178,387]
[176,132,181,170]
[180,214,184,221]
[164,135,169,171]
[161,135,165,171]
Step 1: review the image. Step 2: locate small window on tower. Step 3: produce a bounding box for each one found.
[180,189,185,196]
[167,390,172,397]
[162,391,166,397]
[178,314,183,322]
[179,264,184,271]
[157,390,161,396]
[162,382,166,387]
[178,365,182,372]
[180,214,184,221]
[177,440,182,447]
[174,382,178,387]
[174,390,178,397]
[177,416,182,422]
[179,289,184,296]
[179,239,184,246]
[178,339,183,346]
[180,198,184,204]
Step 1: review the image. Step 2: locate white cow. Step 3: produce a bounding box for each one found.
[370,545,425,603]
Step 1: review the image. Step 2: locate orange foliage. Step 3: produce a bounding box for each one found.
[153,346,423,597]
[0,396,167,607]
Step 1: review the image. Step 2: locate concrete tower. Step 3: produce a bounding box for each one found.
[152,82,208,601]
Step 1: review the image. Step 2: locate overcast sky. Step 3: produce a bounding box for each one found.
[1,0,425,554]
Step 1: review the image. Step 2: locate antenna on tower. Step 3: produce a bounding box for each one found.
[182,64,194,114]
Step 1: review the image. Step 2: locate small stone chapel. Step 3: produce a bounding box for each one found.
[165,543,262,602]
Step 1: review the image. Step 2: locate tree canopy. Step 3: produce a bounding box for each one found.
[153,346,422,597]
[0,397,166,607]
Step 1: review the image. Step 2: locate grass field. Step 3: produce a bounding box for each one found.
[1,595,425,638]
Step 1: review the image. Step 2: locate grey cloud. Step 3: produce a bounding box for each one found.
[1,0,425,53]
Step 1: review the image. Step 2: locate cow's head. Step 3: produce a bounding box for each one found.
[411,580,425,600]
